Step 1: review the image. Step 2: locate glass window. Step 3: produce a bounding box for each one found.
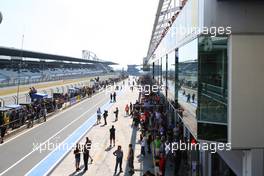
[198,123,227,142]
[152,62,155,80]
[167,51,176,102]
[178,39,198,117]
[197,36,228,124]
[197,36,228,142]
[160,58,162,85]
[161,56,167,96]
[154,59,160,84]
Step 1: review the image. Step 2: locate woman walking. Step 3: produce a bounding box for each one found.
[127,144,134,174]
[74,143,81,171]
[97,107,102,124]
[125,104,129,116]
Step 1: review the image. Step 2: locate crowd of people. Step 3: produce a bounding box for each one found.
[106,76,174,176]
[70,76,186,175]
[66,75,188,176]
[130,76,186,176]
[0,77,122,144]
[71,78,139,175]
[73,137,94,172]
[0,96,49,143]
[182,89,196,103]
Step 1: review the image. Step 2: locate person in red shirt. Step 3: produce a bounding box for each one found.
[155,95,160,104]
[125,104,129,116]
[140,113,146,122]
[144,111,150,119]
[159,153,166,176]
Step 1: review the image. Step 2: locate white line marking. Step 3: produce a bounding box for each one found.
[0,94,108,176]
[32,90,124,176]
[0,90,105,146]
[25,111,99,176]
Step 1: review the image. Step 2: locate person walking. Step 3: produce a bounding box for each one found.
[110,125,116,147]
[96,107,102,124]
[83,137,93,171]
[192,93,195,103]
[29,109,35,128]
[0,125,6,144]
[125,104,129,116]
[113,92,116,102]
[113,145,123,174]
[43,103,47,122]
[159,153,166,176]
[141,135,146,157]
[103,110,108,125]
[127,144,134,174]
[129,102,133,116]
[73,143,81,172]
[187,93,191,103]
[113,107,119,121]
[110,93,113,103]
[147,131,152,154]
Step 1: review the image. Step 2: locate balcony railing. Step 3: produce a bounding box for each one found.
[201,83,227,103]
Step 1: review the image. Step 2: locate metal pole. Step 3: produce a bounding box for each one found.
[13,96,17,104]
[62,65,64,84]
[16,63,20,104]
[42,62,45,81]
[16,34,24,104]
[0,98,5,107]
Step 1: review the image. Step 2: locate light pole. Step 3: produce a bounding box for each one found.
[0,98,5,107]
[0,11,3,24]
[41,61,45,82]
[16,35,24,104]
[60,64,64,83]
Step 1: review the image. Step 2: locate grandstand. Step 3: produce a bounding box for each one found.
[0,47,116,87]
[127,65,143,76]
[178,60,198,89]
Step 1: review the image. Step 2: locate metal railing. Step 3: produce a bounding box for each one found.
[0,71,112,88]
[0,76,124,141]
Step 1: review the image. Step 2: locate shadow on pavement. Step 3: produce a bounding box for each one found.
[68,165,85,176]
[105,145,114,151]
[123,104,154,175]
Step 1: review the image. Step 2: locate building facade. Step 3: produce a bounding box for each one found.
[145,0,264,175]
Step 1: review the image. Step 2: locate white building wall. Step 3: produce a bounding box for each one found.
[242,149,264,176]
[228,34,264,148]
[203,0,264,33]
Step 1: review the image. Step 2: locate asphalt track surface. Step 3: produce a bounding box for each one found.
[0,89,111,176]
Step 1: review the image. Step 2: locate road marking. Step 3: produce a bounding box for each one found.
[26,90,124,176]
[0,93,108,176]
[25,101,113,176]
[0,89,105,146]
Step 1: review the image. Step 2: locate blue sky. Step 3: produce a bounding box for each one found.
[0,0,158,67]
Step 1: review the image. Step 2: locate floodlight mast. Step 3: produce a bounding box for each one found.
[0,11,3,24]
